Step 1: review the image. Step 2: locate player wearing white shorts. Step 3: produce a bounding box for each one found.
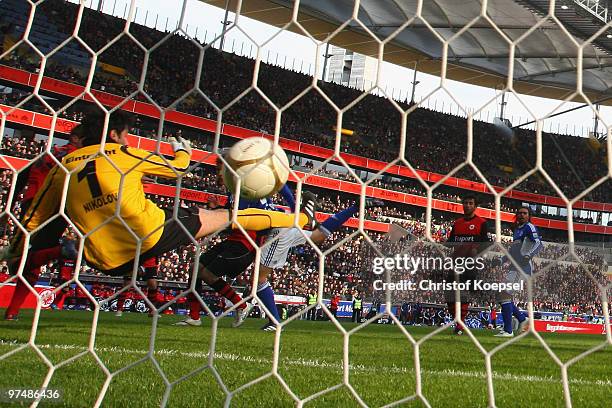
[176,156,312,327]
[254,197,384,331]
[261,227,312,269]
[495,206,543,337]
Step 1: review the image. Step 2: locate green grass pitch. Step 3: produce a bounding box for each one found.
[0,310,610,407]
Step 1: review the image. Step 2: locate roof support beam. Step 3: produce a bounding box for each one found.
[517,62,612,79]
[367,23,559,30]
[450,54,610,59]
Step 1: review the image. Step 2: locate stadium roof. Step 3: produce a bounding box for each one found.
[203,0,612,106]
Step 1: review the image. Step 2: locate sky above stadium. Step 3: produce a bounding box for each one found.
[73,0,611,138]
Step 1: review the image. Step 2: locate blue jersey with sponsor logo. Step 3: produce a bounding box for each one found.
[226,194,277,211]
[508,222,543,274]
[224,184,295,250]
[224,184,295,211]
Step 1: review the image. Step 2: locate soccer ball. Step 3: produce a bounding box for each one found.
[223,137,290,200]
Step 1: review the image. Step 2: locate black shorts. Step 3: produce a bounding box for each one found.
[201,239,254,280]
[30,217,68,251]
[140,267,158,280]
[17,199,67,251]
[106,208,201,276]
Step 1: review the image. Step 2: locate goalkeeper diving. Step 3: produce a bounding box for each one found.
[11,111,317,278]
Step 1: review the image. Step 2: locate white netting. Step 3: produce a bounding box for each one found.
[0,0,610,406]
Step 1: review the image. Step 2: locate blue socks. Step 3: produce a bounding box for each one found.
[279,185,296,210]
[257,281,280,322]
[320,205,358,235]
[501,302,513,333]
[512,303,525,322]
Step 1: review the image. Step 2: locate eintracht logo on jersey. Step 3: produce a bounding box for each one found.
[39,289,56,308]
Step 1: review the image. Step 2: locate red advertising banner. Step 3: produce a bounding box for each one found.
[1,113,610,234]
[533,319,609,335]
[0,155,29,169]
[2,65,610,212]
[0,283,56,309]
[142,183,220,206]
[0,281,306,311]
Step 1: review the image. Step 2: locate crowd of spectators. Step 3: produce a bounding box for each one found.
[0,139,605,232]
[0,134,608,293]
[0,84,608,228]
[0,136,44,159]
[0,0,608,203]
[0,128,605,228]
[0,183,607,315]
[0,1,609,316]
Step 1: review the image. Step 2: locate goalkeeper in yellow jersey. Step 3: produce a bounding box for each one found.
[16,111,317,277]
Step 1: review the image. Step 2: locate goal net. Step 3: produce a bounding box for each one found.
[0,0,610,406]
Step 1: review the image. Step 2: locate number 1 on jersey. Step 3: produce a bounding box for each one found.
[77,160,103,198]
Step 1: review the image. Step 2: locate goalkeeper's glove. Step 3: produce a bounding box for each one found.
[169,136,192,156]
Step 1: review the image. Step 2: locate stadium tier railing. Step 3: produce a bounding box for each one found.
[1,64,610,213]
[0,156,391,234]
[1,104,610,235]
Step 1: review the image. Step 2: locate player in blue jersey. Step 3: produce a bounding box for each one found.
[253,195,384,331]
[494,206,543,337]
[176,156,316,326]
[177,153,382,329]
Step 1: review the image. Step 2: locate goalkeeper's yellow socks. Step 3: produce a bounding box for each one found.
[232,209,308,230]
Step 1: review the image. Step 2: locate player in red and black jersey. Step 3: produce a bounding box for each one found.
[178,156,299,327]
[4,125,84,320]
[445,194,490,335]
[16,127,84,206]
[50,232,78,310]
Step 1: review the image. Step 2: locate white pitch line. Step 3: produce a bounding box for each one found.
[1,340,610,388]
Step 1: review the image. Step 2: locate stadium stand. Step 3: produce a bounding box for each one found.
[0,0,609,319]
[0,0,608,203]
